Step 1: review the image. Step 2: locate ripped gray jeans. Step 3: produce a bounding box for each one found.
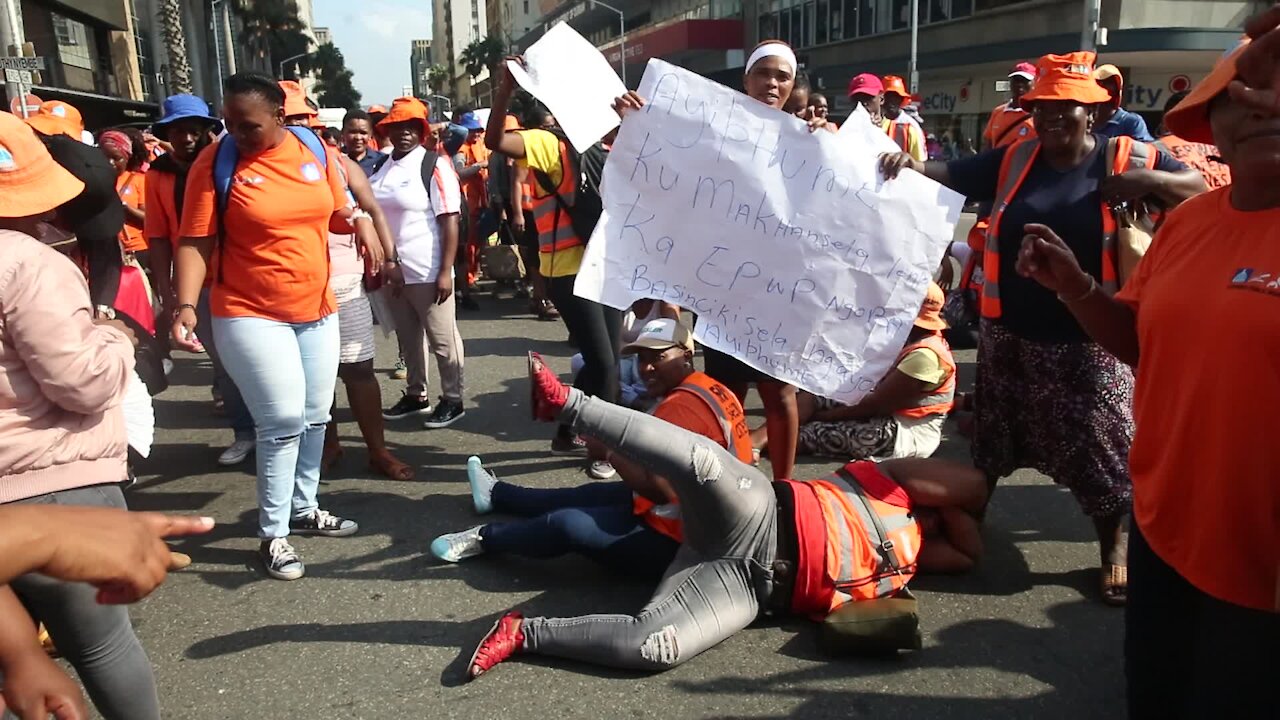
[522,389,777,670]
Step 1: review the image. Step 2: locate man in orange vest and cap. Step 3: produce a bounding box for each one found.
[880,75,926,161]
[983,61,1038,149]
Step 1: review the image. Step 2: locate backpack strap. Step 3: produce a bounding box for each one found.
[213,135,239,218]
[285,125,328,169]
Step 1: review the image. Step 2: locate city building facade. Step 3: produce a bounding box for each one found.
[410,38,433,98]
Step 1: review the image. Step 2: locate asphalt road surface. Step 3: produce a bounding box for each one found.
[120,282,1125,720]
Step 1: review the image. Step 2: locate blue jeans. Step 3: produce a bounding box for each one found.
[196,288,254,441]
[212,314,339,538]
[481,481,679,579]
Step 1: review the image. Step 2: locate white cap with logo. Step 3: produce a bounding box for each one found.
[621,319,695,355]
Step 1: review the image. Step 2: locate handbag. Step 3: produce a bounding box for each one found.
[818,587,923,655]
[1113,202,1153,285]
[483,244,525,281]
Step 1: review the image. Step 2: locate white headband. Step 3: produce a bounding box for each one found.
[746,43,797,77]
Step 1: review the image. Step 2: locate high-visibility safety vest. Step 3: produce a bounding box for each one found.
[782,461,921,618]
[982,135,1156,319]
[633,372,754,542]
[893,333,956,419]
[530,140,584,254]
[1155,135,1231,191]
[886,121,913,153]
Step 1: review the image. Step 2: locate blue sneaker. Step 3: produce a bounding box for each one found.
[467,456,497,515]
[431,526,485,563]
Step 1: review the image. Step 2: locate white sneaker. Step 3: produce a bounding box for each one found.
[588,460,616,480]
[467,456,497,515]
[430,526,485,563]
[260,537,304,581]
[217,439,255,466]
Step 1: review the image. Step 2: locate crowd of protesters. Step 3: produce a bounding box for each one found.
[0,5,1277,719]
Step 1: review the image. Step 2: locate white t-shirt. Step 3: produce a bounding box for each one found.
[368,146,462,285]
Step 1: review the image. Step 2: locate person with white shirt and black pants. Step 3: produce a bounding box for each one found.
[369,98,467,428]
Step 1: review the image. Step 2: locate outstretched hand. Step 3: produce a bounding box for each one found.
[1015,223,1091,297]
[879,152,924,179]
[613,92,646,119]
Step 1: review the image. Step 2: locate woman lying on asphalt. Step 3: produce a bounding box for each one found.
[462,352,988,681]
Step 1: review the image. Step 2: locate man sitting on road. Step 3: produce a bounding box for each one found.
[430,319,753,578]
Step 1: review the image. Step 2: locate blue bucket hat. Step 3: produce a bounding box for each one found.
[152,94,222,135]
[442,123,469,156]
[456,111,484,132]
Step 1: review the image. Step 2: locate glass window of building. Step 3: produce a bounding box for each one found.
[52,12,93,70]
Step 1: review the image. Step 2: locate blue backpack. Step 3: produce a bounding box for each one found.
[212,125,329,216]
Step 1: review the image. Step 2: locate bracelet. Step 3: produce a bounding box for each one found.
[350,209,372,223]
[175,302,197,316]
[1057,277,1096,304]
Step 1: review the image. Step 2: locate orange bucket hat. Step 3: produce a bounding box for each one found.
[377,97,430,133]
[25,100,84,138]
[914,282,948,332]
[1164,38,1250,145]
[1020,51,1113,105]
[278,80,315,118]
[0,111,86,217]
[882,75,910,99]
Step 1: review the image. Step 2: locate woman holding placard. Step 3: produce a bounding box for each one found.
[611,40,831,485]
[879,51,1203,605]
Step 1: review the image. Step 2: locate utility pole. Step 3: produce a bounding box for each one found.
[908,0,920,94]
[1081,0,1102,51]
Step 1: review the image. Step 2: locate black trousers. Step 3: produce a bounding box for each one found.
[1125,521,1278,719]
[546,273,621,409]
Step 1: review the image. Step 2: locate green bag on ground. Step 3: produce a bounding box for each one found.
[818,588,922,655]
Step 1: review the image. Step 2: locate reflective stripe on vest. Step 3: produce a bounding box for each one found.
[894,333,957,419]
[633,372,753,542]
[530,140,582,253]
[809,465,920,608]
[982,136,1154,318]
[888,122,912,153]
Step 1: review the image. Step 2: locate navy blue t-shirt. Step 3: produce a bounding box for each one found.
[353,149,387,177]
[946,134,1184,343]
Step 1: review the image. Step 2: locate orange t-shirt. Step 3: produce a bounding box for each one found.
[116,171,148,253]
[1116,187,1280,612]
[983,103,1036,148]
[180,134,345,323]
[144,169,179,247]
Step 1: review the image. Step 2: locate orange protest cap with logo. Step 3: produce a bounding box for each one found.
[25,100,84,138]
[278,80,315,118]
[377,97,430,133]
[367,104,388,114]
[1020,51,1113,105]
[882,75,910,99]
[0,111,85,217]
[1164,38,1250,145]
[914,282,948,331]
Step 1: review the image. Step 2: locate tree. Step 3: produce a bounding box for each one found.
[427,64,450,93]
[311,43,362,109]
[233,0,312,75]
[158,0,192,93]
[459,35,507,79]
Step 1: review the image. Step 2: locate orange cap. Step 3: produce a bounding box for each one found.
[25,101,84,138]
[914,282,948,331]
[367,104,388,114]
[1094,63,1124,100]
[377,96,430,133]
[278,80,315,118]
[882,75,910,99]
[1164,39,1249,145]
[0,110,86,217]
[1020,51,1113,105]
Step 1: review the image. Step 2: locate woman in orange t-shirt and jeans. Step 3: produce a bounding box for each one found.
[171,73,373,581]
[1015,15,1280,717]
[98,128,149,268]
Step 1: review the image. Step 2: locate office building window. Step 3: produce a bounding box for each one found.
[52,12,94,70]
[815,0,828,44]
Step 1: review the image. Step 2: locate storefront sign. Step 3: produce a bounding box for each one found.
[1123,71,1206,111]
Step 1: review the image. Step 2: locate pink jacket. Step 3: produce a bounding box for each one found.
[0,230,135,503]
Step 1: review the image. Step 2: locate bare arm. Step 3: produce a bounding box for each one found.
[916,507,984,574]
[170,235,214,350]
[122,205,146,228]
[879,153,953,186]
[484,57,528,159]
[815,369,929,422]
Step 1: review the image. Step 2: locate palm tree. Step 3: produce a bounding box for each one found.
[233,0,312,74]
[459,35,507,79]
[158,0,192,93]
[311,43,362,108]
[427,65,450,94]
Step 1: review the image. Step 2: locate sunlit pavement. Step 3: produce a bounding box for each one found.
[122,282,1122,719]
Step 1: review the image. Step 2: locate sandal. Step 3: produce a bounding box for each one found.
[369,452,415,481]
[322,446,344,473]
[534,299,560,321]
[1101,563,1128,606]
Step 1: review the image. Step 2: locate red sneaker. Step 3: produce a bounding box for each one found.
[468,611,525,681]
[527,352,569,421]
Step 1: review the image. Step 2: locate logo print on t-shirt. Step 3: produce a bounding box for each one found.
[301,162,322,182]
[0,146,14,172]
[1228,267,1280,296]
[1232,268,1253,284]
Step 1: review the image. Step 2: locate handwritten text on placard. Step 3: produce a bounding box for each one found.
[575,60,963,404]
